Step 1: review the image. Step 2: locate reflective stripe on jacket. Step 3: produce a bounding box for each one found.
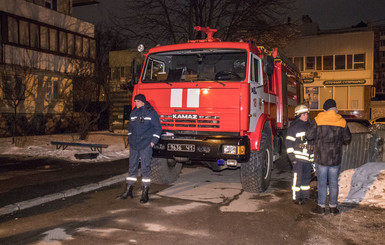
[285,118,312,162]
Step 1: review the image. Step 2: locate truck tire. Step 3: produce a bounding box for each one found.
[241,126,272,193]
[151,158,182,184]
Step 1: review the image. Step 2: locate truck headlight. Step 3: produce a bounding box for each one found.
[223,145,237,154]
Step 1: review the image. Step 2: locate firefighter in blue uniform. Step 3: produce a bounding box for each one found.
[286,104,314,205]
[119,94,162,203]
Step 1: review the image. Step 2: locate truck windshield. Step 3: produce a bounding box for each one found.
[142,49,247,83]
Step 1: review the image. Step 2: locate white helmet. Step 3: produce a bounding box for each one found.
[295,104,309,116]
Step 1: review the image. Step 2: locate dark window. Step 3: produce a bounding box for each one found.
[335,55,345,70]
[306,56,315,70]
[30,23,39,48]
[294,57,303,71]
[316,56,322,70]
[354,54,365,69]
[347,55,353,69]
[2,75,25,100]
[323,56,333,70]
[8,17,18,43]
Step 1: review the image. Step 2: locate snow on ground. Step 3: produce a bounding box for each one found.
[0,131,384,209]
[339,162,385,208]
[0,130,130,162]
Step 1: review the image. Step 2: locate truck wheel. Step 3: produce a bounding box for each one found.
[151,158,182,184]
[241,127,272,193]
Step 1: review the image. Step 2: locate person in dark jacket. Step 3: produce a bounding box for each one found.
[286,104,313,205]
[306,99,351,215]
[118,94,162,203]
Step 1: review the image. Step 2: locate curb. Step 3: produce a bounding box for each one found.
[0,174,126,217]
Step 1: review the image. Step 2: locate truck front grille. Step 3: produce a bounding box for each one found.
[159,115,220,128]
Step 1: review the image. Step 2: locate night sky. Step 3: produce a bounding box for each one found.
[73,0,385,30]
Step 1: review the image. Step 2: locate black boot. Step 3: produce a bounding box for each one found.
[118,184,133,199]
[140,186,149,203]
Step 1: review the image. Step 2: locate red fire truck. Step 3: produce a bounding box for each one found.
[128,27,300,193]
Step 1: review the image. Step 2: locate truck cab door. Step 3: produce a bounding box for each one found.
[248,54,264,132]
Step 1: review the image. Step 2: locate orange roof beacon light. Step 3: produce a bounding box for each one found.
[191,26,221,42]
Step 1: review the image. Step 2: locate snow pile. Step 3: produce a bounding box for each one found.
[0,131,130,162]
[339,162,385,208]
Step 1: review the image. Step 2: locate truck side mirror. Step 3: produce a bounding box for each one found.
[263,56,274,75]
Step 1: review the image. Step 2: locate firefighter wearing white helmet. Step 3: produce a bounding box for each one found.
[295,104,310,116]
[286,104,314,205]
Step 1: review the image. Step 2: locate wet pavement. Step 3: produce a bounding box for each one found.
[0,156,129,213]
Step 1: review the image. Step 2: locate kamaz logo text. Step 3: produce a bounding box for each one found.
[172,114,198,119]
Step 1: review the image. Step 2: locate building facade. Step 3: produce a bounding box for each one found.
[284,30,374,119]
[108,49,143,130]
[0,0,96,136]
[373,25,385,95]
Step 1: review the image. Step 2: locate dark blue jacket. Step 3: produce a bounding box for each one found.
[128,102,162,150]
[286,118,312,163]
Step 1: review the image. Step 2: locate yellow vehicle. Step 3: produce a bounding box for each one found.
[369,117,385,125]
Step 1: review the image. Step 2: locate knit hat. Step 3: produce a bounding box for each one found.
[323,99,336,111]
[134,94,146,103]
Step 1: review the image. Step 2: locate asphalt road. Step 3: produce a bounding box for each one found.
[0,156,384,244]
[0,155,129,208]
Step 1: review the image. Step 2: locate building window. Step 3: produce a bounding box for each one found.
[305,57,315,70]
[90,39,96,59]
[347,55,353,69]
[75,35,82,56]
[8,17,18,43]
[30,23,39,48]
[59,31,67,53]
[40,26,49,50]
[49,28,57,52]
[304,86,364,110]
[323,56,333,70]
[19,20,29,46]
[294,57,303,71]
[45,0,57,10]
[5,14,95,61]
[2,75,25,100]
[82,37,89,58]
[335,55,345,70]
[67,33,74,55]
[316,56,322,70]
[354,54,365,69]
[45,77,60,100]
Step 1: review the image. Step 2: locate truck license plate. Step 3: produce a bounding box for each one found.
[167,143,195,152]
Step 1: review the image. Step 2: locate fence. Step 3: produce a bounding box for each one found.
[341,132,383,172]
